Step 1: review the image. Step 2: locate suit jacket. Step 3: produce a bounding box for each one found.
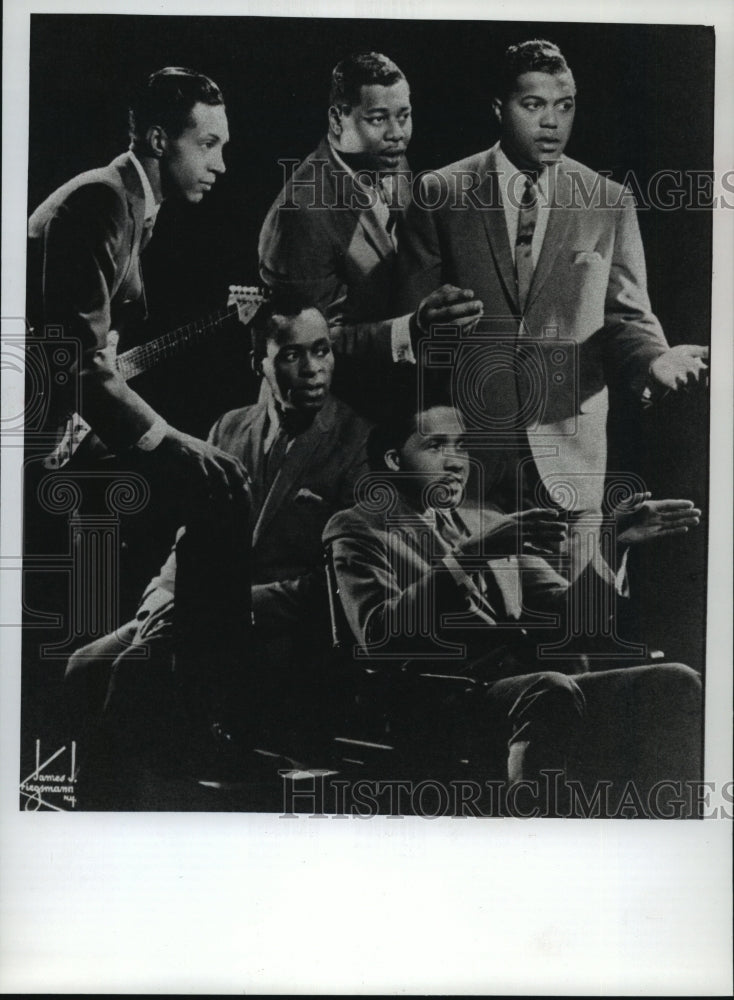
[27,152,159,449]
[323,493,588,666]
[146,392,371,634]
[396,144,669,510]
[258,137,411,416]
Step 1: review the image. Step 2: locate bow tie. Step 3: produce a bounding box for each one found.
[273,405,315,438]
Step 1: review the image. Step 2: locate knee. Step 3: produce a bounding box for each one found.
[64,621,140,685]
[652,662,702,707]
[65,642,97,685]
[516,671,586,723]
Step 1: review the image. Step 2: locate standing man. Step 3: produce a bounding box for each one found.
[397,40,707,519]
[27,66,247,496]
[258,51,482,418]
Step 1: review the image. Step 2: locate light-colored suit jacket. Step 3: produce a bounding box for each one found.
[323,493,589,665]
[27,152,160,449]
[397,143,669,510]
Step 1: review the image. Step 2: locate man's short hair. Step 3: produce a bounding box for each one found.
[128,66,224,142]
[250,290,323,365]
[367,369,454,471]
[329,52,406,110]
[496,39,573,98]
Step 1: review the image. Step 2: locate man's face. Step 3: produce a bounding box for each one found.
[261,308,334,413]
[389,405,470,510]
[332,79,412,172]
[161,101,229,202]
[494,70,576,170]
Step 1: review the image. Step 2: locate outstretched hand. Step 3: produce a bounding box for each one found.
[415,284,484,335]
[156,427,251,506]
[461,508,568,557]
[650,344,708,391]
[616,492,701,545]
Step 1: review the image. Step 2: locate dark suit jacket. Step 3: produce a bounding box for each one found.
[397,144,669,510]
[258,138,412,416]
[146,392,371,635]
[27,152,159,449]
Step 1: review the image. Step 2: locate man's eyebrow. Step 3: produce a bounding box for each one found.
[362,103,411,114]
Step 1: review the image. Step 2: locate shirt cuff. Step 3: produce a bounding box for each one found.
[614,546,631,598]
[390,314,416,364]
[135,416,168,451]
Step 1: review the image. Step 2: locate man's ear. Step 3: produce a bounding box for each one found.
[492,97,503,126]
[146,125,167,159]
[384,449,401,473]
[328,104,344,137]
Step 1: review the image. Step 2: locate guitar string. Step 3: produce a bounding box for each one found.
[117,294,263,380]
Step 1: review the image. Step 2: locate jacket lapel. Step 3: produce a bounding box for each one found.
[477,165,519,312]
[523,161,573,315]
[320,139,399,262]
[252,395,336,547]
[115,152,146,245]
[241,403,269,517]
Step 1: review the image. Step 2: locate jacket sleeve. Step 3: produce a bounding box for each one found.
[329,525,477,660]
[34,182,160,448]
[395,174,448,315]
[603,195,669,397]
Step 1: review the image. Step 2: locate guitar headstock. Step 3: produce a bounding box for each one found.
[227,285,270,327]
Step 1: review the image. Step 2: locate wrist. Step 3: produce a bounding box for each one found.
[135,416,169,451]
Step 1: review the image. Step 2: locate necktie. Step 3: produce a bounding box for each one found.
[515,176,538,311]
[376,178,399,242]
[436,510,500,620]
[435,508,464,549]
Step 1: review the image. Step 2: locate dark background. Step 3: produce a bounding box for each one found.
[22,15,713,766]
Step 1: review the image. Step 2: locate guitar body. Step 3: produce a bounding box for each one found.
[43,285,267,470]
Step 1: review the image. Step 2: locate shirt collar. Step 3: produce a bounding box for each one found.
[328,138,355,178]
[495,144,555,201]
[328,138,394,199]
[128,149,160,222]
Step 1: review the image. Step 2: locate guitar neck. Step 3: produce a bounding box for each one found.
[116,304,239,382]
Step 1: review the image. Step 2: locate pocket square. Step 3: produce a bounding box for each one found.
[295,487,324,503]
[574,250,603,264]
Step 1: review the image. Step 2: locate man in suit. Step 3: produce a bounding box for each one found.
[323,385,702,807]
[27,66,246,497]
[258,51,482,418]
[396,39,708,522]
[65,296,371,803]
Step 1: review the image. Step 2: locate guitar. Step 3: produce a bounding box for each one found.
[44,285,268,469]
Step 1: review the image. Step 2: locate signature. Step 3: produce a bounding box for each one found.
[20,740,78,810]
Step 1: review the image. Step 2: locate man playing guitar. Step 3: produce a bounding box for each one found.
[27,66,248,500]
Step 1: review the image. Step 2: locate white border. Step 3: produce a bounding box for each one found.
[2,0,732,994]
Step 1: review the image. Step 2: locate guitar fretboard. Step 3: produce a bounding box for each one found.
[116,304,240,381]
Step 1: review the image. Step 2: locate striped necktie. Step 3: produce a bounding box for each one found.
[515,175,538,310]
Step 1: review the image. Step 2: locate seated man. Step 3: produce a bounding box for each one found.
[323,379,702,811]
[65,295,371,805]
